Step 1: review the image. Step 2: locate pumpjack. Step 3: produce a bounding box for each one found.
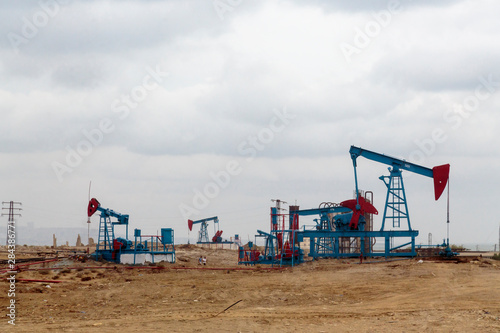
[188,216,226,244]
[296,145,450,258]
[88,198,175,264]
[349,145,450,232]
[241,145,451,265]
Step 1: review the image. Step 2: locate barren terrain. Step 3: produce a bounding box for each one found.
[1,245,500,332]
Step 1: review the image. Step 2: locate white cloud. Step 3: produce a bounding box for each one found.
[0,0,499,246]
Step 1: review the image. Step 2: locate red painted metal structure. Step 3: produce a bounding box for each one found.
[339,196,378,230]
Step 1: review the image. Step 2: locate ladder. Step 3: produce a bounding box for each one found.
[97,215,115,251]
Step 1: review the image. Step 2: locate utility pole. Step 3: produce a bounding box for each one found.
[87,181,92,252]
[2,201,22,245]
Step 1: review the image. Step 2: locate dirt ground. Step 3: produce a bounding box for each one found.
[1,245,500,332]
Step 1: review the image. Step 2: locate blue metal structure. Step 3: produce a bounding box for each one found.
[128,227,176,265]
[188,216,219,243]
[293,197,385,259]
[188,216,232,245]
[238,204,304,266]
[88,198,175,264]
[88,198,129,261]
[239,146,450,264]
[349,145,449,232]
[415,239,458,258]
[293,205,358,258]
[295,145,449,259]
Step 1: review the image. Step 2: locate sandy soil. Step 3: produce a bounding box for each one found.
[1,245,500,332]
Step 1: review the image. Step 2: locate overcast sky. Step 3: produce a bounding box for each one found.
[1,0,499,247]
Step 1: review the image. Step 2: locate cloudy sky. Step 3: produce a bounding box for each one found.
[1,0,499,247]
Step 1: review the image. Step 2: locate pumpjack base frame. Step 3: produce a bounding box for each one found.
[238,257,302,266]
[238,251,304,267]
[297,230,419,259]
[95,249,176,265]
[196,241,234,244]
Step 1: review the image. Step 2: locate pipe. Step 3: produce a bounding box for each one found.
[15,265,286,273]
[16,258,62,267]
[0,258,69,274]
[1,258,60,269]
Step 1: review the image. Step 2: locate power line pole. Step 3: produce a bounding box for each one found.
[2,201,22,245]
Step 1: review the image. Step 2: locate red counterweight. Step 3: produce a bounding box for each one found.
[432,164,450,201]
[87,198,100,217]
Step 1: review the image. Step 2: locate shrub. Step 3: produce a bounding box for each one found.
[450,244,468,251]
